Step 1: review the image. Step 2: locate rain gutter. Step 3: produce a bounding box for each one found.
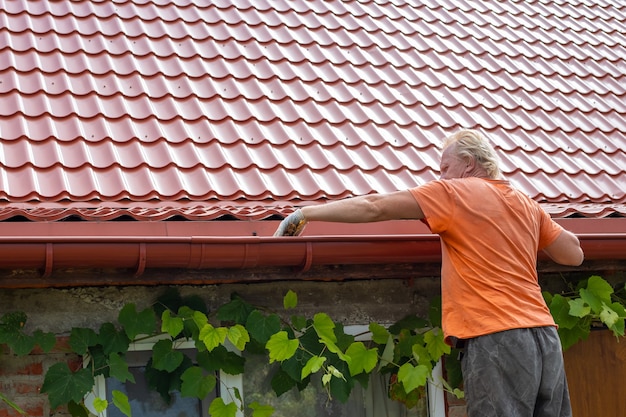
[0,218,624,279]
[0,234,443,275]
[0,233,624,274]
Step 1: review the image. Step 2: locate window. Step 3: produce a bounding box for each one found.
[86,327,446,417]
[86,339,217,417]
[104,348,215,417]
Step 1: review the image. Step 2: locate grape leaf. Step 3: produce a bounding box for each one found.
[280,349,308,382]
[395,330,422,359]
[119,303,157,340]
[389,375,421,409]
[196,345,245,375]
[271,368,297,396]
[10,333,36,356]
[344,342,378,376]
[70,327,98,355]
[301,355,326,379]
[547,294,581,329]
[227,324,250,351]
[411,343,432,370]
[93,397,108,413]
[318,336,348,361]
[199,324,228,352]
[397,363,428,394]
[600,303,619,328]
[290,315,308,331]
[109,352,135,384]
[216,295,254,324]
[313,313,336,343]
[607,302,626,337]
[161,310,184,338]
[152,339,184,372]
[209,397,238,417]
[69,328,99,356]
[112,390,131,417]
[246,310,281,344]
[68,400,90,417]
[266,331,299,363]
[568,298,591,319]
[192,310,209,331]
[98,323,130,355]
[424,328,450,360]
[580,275,614,314]
[428,296,443,328]
[34,330,57,353]
[334,324,355,351]
[368,322,390,344]
[283,290,298,309]
[181,366,216,399]
[0,312,26,332]
[41,363,94,410]
[558,323,591,351]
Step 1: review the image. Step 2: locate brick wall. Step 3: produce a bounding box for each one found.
[0,337,78,417]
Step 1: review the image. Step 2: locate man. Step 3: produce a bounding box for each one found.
[274,129,584,417]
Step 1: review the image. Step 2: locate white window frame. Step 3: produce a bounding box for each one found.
[85,337,222,417]
[86,327,446,417]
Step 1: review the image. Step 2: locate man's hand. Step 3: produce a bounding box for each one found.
[274,209,307,236]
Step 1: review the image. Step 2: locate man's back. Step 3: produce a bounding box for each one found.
[410,177,561,340]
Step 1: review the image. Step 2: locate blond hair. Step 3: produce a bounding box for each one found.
[443,129,501,179]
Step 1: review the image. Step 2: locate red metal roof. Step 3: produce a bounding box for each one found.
[0,0,625,222]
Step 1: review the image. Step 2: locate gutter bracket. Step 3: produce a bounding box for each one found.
[134,243,147,277]
[41,243,54,279]
[295,241,313,274]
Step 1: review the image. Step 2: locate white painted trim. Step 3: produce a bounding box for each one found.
[428,361,446,417]
[219,372,244,417]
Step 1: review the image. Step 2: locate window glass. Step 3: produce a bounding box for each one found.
[106,367,205,417]
[103,348,215,417]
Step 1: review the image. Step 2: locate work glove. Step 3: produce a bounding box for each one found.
[274,209,307,236]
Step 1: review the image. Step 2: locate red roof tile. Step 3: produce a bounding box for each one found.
[0,0,625,221]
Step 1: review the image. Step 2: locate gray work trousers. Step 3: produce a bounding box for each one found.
[461,326,572,417]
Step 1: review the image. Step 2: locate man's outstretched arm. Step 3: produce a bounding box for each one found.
[274,190,424,236]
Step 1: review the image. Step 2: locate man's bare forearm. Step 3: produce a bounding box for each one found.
[300,191,424,223]
[300,195,381,223]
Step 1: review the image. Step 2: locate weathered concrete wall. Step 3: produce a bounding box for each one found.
[1,278,441,335]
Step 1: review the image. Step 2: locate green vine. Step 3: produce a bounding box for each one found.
[1,275,625,417]
[543,275,626,350]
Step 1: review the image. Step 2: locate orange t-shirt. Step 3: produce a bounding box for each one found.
[409,178,563,343]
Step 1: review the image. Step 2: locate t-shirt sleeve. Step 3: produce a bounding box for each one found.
[537,208,565,250]
[409,181,455,234]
